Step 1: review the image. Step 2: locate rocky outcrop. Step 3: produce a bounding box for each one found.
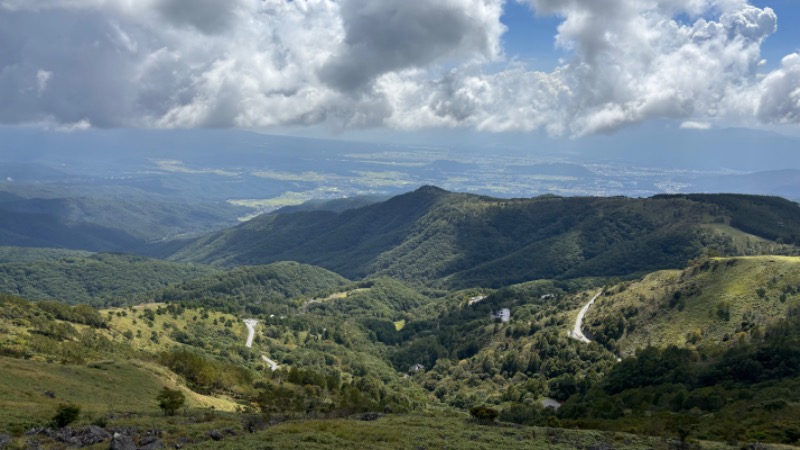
[109,432,136,450]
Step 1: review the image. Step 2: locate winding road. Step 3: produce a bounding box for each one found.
[243,319,258,348]
[243,318,280,371]
[568,290,603,343]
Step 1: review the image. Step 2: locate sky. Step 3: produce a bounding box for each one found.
[0,0,798,140]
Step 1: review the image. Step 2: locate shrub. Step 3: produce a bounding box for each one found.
[156,387,185,416]
[52,403,81,428]
[469,405,499,424]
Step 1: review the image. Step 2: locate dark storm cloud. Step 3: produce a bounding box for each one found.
[0,9,142,127]
[318,0,503,92]
[156,0,242,35]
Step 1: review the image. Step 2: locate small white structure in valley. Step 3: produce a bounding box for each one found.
[491,308,511,323]
[468,295,487,305]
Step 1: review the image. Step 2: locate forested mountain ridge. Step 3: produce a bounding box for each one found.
[0,198,142,252]
[0,190,245,252]
[165,187,800,288]
[0,253,220,306]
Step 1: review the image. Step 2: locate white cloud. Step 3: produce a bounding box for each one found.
[57,119,93,132]
[756,53,800,124]
[35,70,52,96]
[0,0,796,136]
[680,121,712,130]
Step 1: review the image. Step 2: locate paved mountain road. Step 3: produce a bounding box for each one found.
[243,318,280,371]
[568,290,603,343]
[244,319,258,348]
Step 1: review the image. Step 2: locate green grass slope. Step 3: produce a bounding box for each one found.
[167,187,800,288]
[0,290,432,440]
[0,357,236,434]
[190,414,739,450]
[585,255,800,356]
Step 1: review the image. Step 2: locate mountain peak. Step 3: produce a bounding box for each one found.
[413,185,449,195]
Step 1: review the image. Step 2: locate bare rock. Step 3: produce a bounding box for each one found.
[206,430,224,441]
[743,444,770,450]
[110,432,136,450]
[139,438,163,450]
[587,444,614,450]
[77,425,111,446]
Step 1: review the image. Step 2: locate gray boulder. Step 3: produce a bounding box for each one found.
[139,438,164,450]
[138,437,163,450]
[587,444,614,450]
[206,430,224,441]
[78,426,111,446]
[109,432,136,450]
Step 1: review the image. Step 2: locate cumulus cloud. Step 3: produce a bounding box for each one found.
[680,121,712,130]
[756,53,800,124]
[405,0,781,135]
[0,0,796,136]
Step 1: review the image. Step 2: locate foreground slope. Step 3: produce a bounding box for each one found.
[168,187,800,288]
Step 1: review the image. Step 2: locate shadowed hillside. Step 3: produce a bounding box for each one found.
[0,191,244,252]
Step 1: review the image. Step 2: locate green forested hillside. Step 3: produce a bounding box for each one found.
[167,187,799,288]
[559,318,800,444]
[0,253,219,306]
[584,255,800,356]
[2,256,800,447]
[0,206,142,252]
[393,281,618,408]
[165,186,450,272]
[156,261,350,313]
[0,246,93,264]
